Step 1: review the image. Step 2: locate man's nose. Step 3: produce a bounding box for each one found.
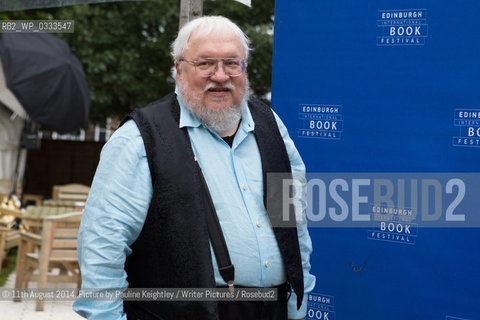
[209,61,230,82]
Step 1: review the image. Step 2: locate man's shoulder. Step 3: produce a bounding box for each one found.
[101,120,147,160]
[248,95,280,126]
[108,120,143,145]
[248,95,271,111]
[127,93,180,127]
[247,96,285,126]
[119,93,177,127]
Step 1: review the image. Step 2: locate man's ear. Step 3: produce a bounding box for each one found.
[175,61,182,82]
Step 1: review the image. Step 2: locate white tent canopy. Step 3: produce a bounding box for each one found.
[0,58,27,195]
[0,59,27,119]
[0,104,26,195]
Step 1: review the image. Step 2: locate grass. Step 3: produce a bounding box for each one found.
[0,248,17,287]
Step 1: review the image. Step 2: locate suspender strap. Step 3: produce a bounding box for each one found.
[195,158,235,291]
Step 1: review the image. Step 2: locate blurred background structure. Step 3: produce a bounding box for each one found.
[0,1,274,318]
[0,0,274,199]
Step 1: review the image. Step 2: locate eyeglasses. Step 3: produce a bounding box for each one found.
[179,58,246,77]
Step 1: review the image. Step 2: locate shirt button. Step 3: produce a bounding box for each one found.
[242,185,247,191]
[265,261,269,268]
[256,221,261,227]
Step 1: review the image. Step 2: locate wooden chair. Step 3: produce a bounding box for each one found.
[22,194,44,207]
[52,184,90,202]
[0,204,23,269]
[0,224,19,269]
[14,212,82,311]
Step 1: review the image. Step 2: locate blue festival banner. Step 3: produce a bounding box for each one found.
[272,1,480,319]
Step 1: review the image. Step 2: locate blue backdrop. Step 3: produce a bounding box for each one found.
[271,1,480,319]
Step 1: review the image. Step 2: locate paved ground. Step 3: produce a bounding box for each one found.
[0,271,84,320]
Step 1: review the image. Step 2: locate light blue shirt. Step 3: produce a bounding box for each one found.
[73,92,315,319]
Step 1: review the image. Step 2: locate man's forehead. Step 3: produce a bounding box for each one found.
[187,29,242,54]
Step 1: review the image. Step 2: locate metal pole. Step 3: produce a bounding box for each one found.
[179,0,203,29]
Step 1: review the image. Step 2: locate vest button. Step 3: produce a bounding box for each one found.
[241,184,247,191]
[256,221,261,227]
[265,260,270,268]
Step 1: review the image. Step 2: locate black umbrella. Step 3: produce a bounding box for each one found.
[0,32,90,133]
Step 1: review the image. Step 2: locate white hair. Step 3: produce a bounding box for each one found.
[171,16,251,68]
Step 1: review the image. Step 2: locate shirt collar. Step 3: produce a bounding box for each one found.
[175,85,255,133]
[176,86,202,128]
[239,98,255,133]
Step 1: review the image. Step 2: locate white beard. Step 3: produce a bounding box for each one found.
[178,78,250,133]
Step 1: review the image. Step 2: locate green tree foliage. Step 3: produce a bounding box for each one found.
[205,0,274,100]
[2,0,274,122]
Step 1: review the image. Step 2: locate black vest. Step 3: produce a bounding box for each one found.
[123,93,304,319]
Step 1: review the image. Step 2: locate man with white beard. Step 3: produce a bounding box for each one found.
[74,15,315,320]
